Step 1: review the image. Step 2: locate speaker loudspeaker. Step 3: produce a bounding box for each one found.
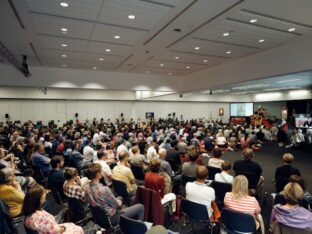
[75,113,78,118]
[121,113,124,117]
[5,114,9,118]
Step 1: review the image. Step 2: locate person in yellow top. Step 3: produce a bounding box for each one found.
[112,151,137,195]
[0,167,25,217]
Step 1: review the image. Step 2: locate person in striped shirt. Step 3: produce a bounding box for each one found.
[85,163,144,225]
[224,175,264,234]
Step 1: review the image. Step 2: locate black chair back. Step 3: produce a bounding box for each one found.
[207,166,221,180]
[0,199,15,233]
[119,215,147,234]
[221,208,256,233]
[275,177,289,193]
[210,181,232,207]
[90,206,114,230]
[181,198,209,222]
[181,174,196,187]
[131,164,145,180]
[67,197,85,222]
[112,179,130,204]
[235,171,259,189]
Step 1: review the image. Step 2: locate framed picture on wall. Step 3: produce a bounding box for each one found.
[219,108,224,116]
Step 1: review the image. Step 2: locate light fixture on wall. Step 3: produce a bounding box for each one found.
[281,106,288,120]
[219,108,224,116]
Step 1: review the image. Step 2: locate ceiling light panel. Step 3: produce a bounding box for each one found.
[25,0,104,21]
[42,49,84,60]
[230,10,312,35]
[91,23,148,45]
[171,38,257,58]
[86,41,132,55]
[83,53,123,64]
[38,35,89,51]
[30,14,94,40]
[97,0,180,30]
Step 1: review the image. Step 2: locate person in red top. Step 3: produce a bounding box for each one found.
[145,159,176,211]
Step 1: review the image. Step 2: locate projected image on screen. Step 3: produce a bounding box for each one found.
[230,103,254,116]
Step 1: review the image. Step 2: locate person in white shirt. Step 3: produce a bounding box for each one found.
[83,139,94,162]
[214,162,234,184]
[146,142,158,161]
[94,150,112,186]
[186,166,215,218]
[208,148,224,169]
[216,132,227,146]
[116,140,128,160]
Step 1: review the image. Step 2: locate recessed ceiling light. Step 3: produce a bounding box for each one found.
[62,64,67,68]
[258,39,265,43]
[60,2,69,7]
[61,44,67,47]
[160,63,164,67]
[250,19,258,23]
[226,51,232,54]
[128,15,135,19]
[174,56,180,60]
[114,35,120,39]
[288,28,296,32]
[61,28,68,32]
[223,32,230,37]
[186,66,190,69]
[169,73,172,76]
[194,46,200,50]
[93,67,97,70]
[99,58,104,61]
[203,59,208,63]
[61,54,67,58]
[105,48,111,52]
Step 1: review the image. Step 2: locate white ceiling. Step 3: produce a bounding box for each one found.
[1,0,312,77]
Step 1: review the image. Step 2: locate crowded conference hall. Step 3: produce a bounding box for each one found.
[0,0,312,233]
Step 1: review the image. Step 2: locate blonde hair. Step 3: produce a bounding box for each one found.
[231,175,249,200]
[284,182,303,205]
[282,153,294,164]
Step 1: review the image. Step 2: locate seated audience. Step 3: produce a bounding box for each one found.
[129,145,149,171]
[144,159,176,211]
[224,175,264,234]
[208,148,224,169]
[22,185,84,234]
[186,166,215,219]
[288,175,312,208]
[112,151,137,195]
[0,167,25,217]
[94,150,112,186]
[270,182,312,229]
[63,167,88,201]
[214,162,234,184]
[85,163,144,225]
[48,156,65,199]
[274,153,301,181]
[31,144,51,176]
[182,149,199,178]
[233,148,263,194]
[159,148,174,177]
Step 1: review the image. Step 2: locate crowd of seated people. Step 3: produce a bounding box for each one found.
[0,117,311,233]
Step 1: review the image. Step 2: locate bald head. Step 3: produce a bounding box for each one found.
[159,148,167,159]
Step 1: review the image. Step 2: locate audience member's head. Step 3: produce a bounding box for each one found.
[196,166,208,181]
[149,159,161,173]
[241,148,254,161]
[283,182,303,205]
[289,175,306,192]
[119,151,129,162]
[131,145,139,155]
[282,153,294,164]
[212,148,223,158]
[64,167,78,181]
[221,161,232,172]
[158,148,167,159]
[232,175,249,199]
[88,163,102,180]
[50,155,64,169]
[0,167,14,184]
[22,185,46,217]
[188,150,198,162]
[97,150,108,160]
